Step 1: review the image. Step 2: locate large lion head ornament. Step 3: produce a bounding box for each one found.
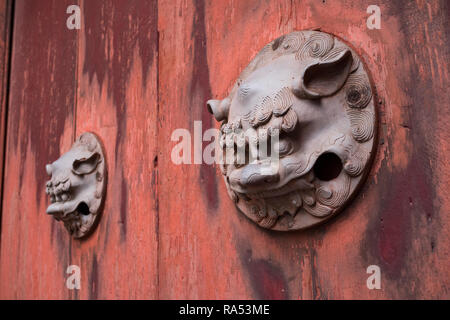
[207,31,377,231]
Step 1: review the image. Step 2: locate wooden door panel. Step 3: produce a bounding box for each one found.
[71,0,159,299]
[157,0,449,299]
[0,0,159,299]
[0,0,78,299]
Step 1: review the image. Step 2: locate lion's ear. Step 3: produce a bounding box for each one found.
[292,49,353,99]
[72,152,101,175]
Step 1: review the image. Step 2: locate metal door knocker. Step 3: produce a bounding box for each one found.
[207,30,377,231]
[45,132,107,238]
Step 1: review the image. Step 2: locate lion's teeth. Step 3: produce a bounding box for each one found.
[62,181,70,191]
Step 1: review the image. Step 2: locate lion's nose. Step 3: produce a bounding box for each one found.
[46,164,53,176]
[231,163,280,188]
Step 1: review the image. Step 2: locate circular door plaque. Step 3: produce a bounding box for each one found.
[207,30,377,231]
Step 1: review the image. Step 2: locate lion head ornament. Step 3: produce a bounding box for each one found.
[45,132,106,238]
[207,31,377,231]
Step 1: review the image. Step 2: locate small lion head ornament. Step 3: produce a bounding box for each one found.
[207,31,377,231]
[45,132,106,238]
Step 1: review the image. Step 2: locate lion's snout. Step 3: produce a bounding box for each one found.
[229,163,280,190]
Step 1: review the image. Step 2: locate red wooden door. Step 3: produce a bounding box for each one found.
[0,0,449,299]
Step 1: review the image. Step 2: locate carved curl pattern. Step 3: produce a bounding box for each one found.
[316,174,351,208]
[296,32,335,60]
[345,74,372,109]
[348,109,375,142]
[343,148,368,177]
[242,87,298,133]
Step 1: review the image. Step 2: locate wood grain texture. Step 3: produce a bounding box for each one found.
[0,0,78,299]
[71,0,159,299]
[0,0,159,299]
[1,0,449,299]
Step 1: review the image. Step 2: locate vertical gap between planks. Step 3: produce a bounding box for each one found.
[68,0,82,299]
[72,0,80,144]
[155,0,161,299]
[0,0,15,256]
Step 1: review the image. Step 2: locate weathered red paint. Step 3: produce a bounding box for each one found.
[1,0,449,299]
[0,0,77,299]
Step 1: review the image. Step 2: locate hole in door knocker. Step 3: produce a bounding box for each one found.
[207,30,377,231]
[313,153,343,181]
